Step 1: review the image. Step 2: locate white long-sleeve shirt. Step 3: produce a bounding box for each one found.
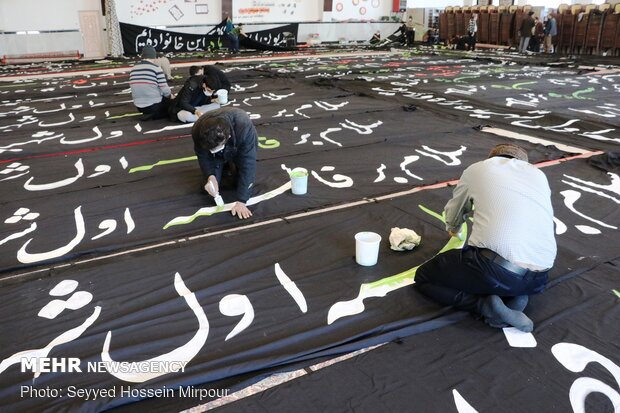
[444,157,556,270]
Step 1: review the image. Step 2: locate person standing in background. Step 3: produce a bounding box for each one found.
[467,14,478,51]
[530,17,544,52]
[518,11,536,53]
[544,12,558,54]
[151,52,172,81]
[224,16,240,53]
[405,16,416,46]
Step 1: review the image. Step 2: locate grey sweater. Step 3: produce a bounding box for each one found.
[129,60,171,108]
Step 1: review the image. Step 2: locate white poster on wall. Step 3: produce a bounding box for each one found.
[232,0,322,23]
[331,0,392,21]
[116,0,221,26]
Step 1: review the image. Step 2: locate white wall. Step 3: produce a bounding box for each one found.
[331,0,393,21]
[0,0,101,31]
[298,22,401,43]
[115,0,222,26]
[0,0,103,56]
[233,0,322,23]
[114,0,323,26]
[407,0,461,8]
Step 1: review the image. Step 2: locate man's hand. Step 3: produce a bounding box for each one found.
[448,229,465,241]
[231,202,252,219]
[204,175,219,197]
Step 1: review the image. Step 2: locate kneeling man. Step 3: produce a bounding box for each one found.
[192,107,258,219]
[415,143,556,332]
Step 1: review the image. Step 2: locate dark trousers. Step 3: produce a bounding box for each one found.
[138,96,170,120]
[406,29,415,46]
[468,32,477,51]
[415,246,548,314]
[228,34,240,52]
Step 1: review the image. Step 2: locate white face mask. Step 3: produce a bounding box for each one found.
[209,142,226,154]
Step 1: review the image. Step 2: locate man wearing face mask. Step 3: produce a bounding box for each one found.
[191,107,258,219]
[169,75,221,123]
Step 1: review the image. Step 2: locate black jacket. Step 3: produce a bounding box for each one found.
[169,75,210,120]
[203,65,231,92]
[192,107,258,203]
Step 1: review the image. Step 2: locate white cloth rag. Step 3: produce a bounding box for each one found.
[389,227,421,251]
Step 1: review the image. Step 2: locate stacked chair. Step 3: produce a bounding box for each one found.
[600,3,620,55]
[488,6,500,44]
[437,3,620,55]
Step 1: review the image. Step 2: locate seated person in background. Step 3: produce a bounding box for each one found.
[370,30,381,44]
[129,45,171,120]
[168,75,221,123]
[202,64,231,103]
[180,65,230,105]
[189,65,203,77]
[423,30,430,43]
[452,35,468,50]
[192,107,258,220]
[429,27,439,44]
[152,53,172,81]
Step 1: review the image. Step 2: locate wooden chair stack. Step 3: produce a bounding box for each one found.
[478,6,489,44]
[437,3,620,55]
[600,3,620,56]
[572,4,589,54]
[488,6,500,45]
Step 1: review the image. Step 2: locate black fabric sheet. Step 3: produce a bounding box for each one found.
[3,55,583,273]
[0,109,562,273]
[215,260,620,413]
[1,51,619,413]
[0,195,458,412]
[0,156,618,412]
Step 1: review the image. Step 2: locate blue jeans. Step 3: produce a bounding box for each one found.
[228,34,239,52]
[414,245,548,314]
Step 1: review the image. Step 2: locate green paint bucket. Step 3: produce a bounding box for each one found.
[289,168,308,195]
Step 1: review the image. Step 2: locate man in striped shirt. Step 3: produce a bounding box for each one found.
[129,45,172,120]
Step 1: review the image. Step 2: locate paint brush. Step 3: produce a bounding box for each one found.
[206,180,224,207]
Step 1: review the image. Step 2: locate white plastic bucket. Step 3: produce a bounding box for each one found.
[216,89,228,104]
[355,232,382,266]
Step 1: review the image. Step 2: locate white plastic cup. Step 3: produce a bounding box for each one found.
[290,167,308,195]
[355,232,382,266]
[216,89,228,104]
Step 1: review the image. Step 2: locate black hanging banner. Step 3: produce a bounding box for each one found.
[120,20,299,55]
[120,22,215,55]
